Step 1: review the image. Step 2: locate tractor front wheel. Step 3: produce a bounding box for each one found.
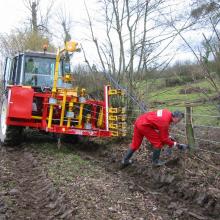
[0,95,24,147]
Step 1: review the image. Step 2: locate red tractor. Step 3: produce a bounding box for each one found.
[0,41,126,146]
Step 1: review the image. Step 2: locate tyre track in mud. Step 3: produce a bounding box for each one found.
[0,143,168,220]
[0,136,219,220]
[0,147,74,220]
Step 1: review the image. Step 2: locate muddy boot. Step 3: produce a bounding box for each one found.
[121,148,134,167]
[152,149,165,167]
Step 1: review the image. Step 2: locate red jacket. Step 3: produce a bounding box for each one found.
[135,109,175,147]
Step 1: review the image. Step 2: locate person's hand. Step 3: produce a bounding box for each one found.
[177,143,189,150]
[169,135,175,141]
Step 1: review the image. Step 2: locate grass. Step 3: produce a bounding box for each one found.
[0,180,16,191]
[132,79,220,126]
[27,141,96,186]
[147,80,218,103]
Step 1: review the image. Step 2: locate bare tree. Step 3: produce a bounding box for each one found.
[153,0,220,112]
[0,0,55,57]
[56,6,72,42]
[84,0,182,111]
[23,0,55,34]
[190,0,220,93]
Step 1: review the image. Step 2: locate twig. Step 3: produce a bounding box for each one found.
[188,211,206,220]
[191,154,220,171]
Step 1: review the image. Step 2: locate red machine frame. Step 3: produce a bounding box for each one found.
[6,85,115,137]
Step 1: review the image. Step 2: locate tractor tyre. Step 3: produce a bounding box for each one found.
[0,95,24,147]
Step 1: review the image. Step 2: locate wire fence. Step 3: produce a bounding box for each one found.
[47,82,220,161]
[72,101,220,148]
[101,68,220,170]
[124,102,220,163]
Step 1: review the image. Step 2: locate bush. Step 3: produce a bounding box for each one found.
[165,78,183,87]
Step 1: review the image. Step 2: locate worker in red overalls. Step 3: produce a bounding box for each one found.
[122,109,188,166]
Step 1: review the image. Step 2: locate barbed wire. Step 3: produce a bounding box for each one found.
[127,106,212,111]
[194,137,220,145]
[177,121,220,129]
[50,98,220,147]
[169,132,220,158]
[170,131,220,145]
[192,114,220,118]
[127,108,220,118]
[60,104,220,138]
[50,107,220,162]
[193,124,220,129]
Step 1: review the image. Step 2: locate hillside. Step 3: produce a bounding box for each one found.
[132,79,220,126]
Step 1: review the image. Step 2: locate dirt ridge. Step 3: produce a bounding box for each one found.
[0,147,74,220]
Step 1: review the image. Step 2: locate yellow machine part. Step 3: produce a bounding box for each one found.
[63,74,72,83]
[48,48,61,128]
[65,41,78,52]
[111,130,127,137]
[97,107,104,128]
[107,86,127,137]
[60,89,67,126]
[108,89,125,96]
[108,107,126,114]
[109,122,126,130]
[57,88,78,97]
[47,41,82,129]
[109,114,126,121]
[75,103,84,128]
[67,99,74,128]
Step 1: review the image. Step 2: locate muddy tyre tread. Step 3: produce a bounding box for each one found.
[0,95,24,147]
[2,126,24,147]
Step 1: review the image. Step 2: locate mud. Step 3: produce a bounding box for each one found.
[0,147,74,220]
[0,130,219,220]
[71,137,220,220]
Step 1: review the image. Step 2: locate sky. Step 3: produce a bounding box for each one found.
[0,0,99,65]
[0,0,96,34]
[0,0,209,68]
[0,0,26,33]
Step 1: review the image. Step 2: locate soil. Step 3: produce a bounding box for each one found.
[0,130,219,220]
[0,147,74,219]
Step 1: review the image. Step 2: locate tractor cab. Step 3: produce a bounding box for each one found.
[3,51,66,90]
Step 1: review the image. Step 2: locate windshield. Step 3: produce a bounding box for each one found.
[24,56,63,88]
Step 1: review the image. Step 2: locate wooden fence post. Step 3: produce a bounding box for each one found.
[185,104,196,151]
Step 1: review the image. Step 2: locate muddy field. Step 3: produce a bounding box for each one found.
[0,130,220,220]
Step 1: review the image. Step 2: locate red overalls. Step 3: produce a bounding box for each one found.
[130,109,175,151]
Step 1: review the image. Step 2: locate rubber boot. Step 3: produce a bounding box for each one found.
[152,148,165,167]
[121,148,134,166]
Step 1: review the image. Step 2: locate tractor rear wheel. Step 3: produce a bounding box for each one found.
[0,95,24,147]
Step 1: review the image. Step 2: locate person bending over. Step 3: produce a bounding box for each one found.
[122,109,188,167]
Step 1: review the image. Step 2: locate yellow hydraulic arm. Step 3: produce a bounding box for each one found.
[47,41,79,129]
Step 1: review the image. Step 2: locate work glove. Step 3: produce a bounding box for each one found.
[177,143,189,150]
[169,135,175,141]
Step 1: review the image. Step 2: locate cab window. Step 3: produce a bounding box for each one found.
[24,56,56,87]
